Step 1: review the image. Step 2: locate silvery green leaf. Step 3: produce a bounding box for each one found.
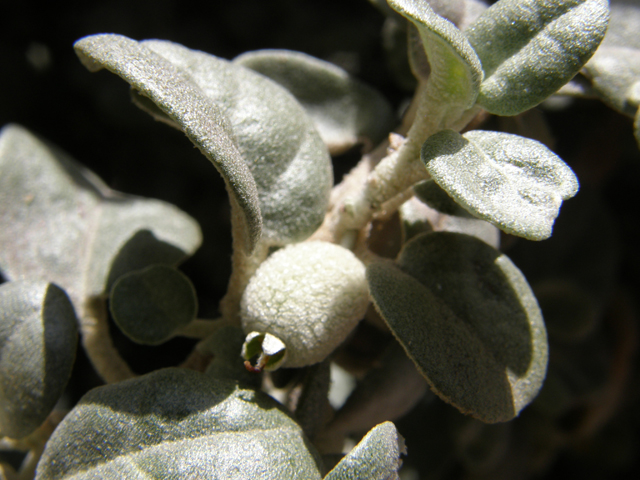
[74,34,260,251]
[583,47,640,116]
[466,0,610,116]
[324,422,405,480]
[0,281,77,439]
[389,0,483,115]
[75,34,333,246]
[367,232,548,423]
[35,368,323,479]
[421,129,579,241]
[600,0,640,49]
[0,125,201,318]
[234,49,395,155]
[109,265,197,345]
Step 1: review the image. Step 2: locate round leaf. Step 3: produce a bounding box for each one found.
[35,368,323,479]
[465,0,610,115]
[0,281,78,439]
[367,232,548,423]
[234,49,395,155]
[421,129,579,240]
[109,265,197,345]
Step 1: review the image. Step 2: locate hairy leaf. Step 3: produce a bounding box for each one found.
[324,422,405,480]
[0,281,77,439]
[0,125,201,320]
[109,265,197,345]
[389,0,483,116]
[583,47,640,117]
[466,0,609,115]
[75,34,333,246]
[421,129,578,240]
[35,368,323,479]
[234,49,395,155]
[599,0,640,50]
[367,232,548,423]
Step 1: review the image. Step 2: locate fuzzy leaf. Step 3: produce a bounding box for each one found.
[324,422,405,480]
[389,0,483,115]
[75,34,333,246]
[0,281,78,439]
[0,125,201,320]
[234,49,395,155]
[599,0,640,50]
[109,265,197,345]
[367,232,548,423]
[421,129,578,240]
[35,368,323,479]
[583,47,640,116]
[465,0,609,116]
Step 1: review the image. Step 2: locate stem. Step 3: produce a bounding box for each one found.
[330,81,481,244]
[219,196,270,324]
[172,317,232,339]
[80,297,135,383]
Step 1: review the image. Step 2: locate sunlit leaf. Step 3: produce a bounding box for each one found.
[35,368,323,479]
[466,0,609,115]
[0,125,201,314]
[367,232,548,423]
[324,422,405,480]
[75,34,333,246]
[0,281,77,439]
[109,265,197,345]
[0,124,201,382]
[235,49,395,155]
[583,47,640,117]
[389,0,483,118]
[421,129,578,240]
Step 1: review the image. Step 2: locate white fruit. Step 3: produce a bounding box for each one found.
[241,241,369,369]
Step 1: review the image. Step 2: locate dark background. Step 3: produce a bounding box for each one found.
[2,1,640,479]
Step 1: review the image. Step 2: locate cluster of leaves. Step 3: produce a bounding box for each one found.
[3,0,637,478]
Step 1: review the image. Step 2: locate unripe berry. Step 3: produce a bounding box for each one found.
[241,241,369,370]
